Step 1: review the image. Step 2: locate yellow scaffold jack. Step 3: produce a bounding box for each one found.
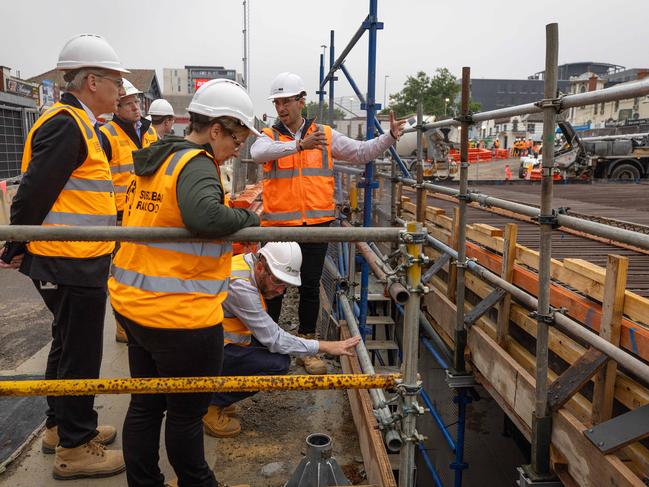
[0,373,400,397]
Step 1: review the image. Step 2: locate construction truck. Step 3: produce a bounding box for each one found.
[555,121,649,179]
[517,121,649,180]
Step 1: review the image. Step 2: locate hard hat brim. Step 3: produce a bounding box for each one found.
[57,62,130,74]
[267,91,304,101]
[272,268,301,287]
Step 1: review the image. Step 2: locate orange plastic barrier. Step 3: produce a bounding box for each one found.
[449,148,493,163]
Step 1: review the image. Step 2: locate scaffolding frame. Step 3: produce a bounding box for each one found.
[323,8,649,485]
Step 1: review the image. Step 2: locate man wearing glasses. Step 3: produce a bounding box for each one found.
[250,72,405,374]
[100,79,158,225]
[0,34,128,480]
[203,242,360,437]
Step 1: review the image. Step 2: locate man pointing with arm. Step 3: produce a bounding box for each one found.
[250,72,404,375]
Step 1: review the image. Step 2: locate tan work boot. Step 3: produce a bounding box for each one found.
[296,355,328,375]
[42,425,117,454]
[223,404,238,417]
[165,480,250,487]
[52,439,125,480]
[115,322,128,343]
[203,405,241,437]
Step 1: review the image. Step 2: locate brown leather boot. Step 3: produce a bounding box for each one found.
[42,425,117,454]
[223,404,238,417]
[296,355,328,375]
[115,322,128,343]
[52,439,125,480]
[203,405,241,438]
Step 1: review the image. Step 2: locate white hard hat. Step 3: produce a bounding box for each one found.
[268,72,306,100]
[187,79,260,136]
[121,79,142,98]
[57,34,129,73]
[148,98,175,117]
[259,242,302,287]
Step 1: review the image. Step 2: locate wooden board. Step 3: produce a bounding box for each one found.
[340,324,397,487]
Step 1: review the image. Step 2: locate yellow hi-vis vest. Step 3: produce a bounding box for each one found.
[21,102,116,259]
[261,124,334,226]
[108,148,232,329]
[222,254,266,346]
[100,121,157,212]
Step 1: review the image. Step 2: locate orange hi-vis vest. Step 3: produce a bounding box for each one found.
[100,121,157,212]
[22,102,116,259]
[222,253,266,346]
[261,123,334,226]
[108,148,232,329]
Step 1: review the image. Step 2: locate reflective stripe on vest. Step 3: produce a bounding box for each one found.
[261,124,335,226]
[112,265,229,295]
[43,212,116,226]
[102,120,156,212]
[22,102,116,259]
[222,254,261,346]
[136,241,230,259]
[108,147,232,330]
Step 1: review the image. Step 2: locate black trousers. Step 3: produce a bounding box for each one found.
[36,280,106,448]
[266,239,329,335]
[116,312,223,487]
[211,337,290,407]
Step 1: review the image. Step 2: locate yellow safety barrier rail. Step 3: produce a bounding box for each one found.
[0,373,400,397]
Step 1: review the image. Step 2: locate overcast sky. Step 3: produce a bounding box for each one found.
[2,0,648,117]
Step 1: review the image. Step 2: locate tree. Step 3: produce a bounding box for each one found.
[383,68,480,118]
[302,101,346,121]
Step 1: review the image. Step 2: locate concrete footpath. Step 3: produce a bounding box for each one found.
[0,304,220,486]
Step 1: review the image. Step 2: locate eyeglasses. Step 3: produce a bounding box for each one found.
[272,96,302,107]
[89,73,124,88]
[227,130,245,148]
[263,261,284,286]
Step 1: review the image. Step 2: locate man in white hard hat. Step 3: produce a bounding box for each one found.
[100,79,158,343]
[100,79,158,225]
[148,98,176,139]
[0,33,127,480]
[202,242,361,437]
[250,72,405,374]
[108,79,259,487]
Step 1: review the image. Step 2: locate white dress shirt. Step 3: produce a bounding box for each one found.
[250,119,396,165]
[222,254,320,356]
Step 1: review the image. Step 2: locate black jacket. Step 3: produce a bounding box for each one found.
[2,93,112,287]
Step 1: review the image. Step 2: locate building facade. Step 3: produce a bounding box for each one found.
[163,66,243,95]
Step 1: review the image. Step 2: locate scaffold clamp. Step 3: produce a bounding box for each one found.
[454,113,475,125]
[395,380,422,397]
[535,95,564,113]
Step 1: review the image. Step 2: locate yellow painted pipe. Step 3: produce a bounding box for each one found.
[0,374,400,397]
[350,186,358,210]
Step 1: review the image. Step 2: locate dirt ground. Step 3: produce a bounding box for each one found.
[210,286,365,486]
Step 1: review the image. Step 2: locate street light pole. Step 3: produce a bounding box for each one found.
[383,74,390,109]
[444,97,450,116]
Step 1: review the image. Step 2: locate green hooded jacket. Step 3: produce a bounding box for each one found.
[132,136,259,237]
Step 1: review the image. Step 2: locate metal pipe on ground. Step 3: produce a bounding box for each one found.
[0,226,403,244]
[339,294,403,452]
[394,216,649,386]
